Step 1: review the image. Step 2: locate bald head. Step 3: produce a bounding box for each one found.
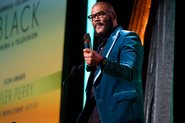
[92,2,116,14]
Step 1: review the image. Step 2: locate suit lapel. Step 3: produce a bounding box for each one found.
[93,27,122,84]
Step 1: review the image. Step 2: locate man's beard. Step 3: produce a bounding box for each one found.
[95,18,114,38]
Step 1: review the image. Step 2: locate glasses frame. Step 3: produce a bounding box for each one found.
[87,11,113,21]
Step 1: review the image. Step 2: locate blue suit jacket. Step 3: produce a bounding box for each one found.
[78,26,144,123]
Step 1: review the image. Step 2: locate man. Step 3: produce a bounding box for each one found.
[78,2,144,123]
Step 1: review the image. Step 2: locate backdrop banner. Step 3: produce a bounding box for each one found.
[0,0,66,123]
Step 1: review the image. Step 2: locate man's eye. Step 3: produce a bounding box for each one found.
[96,13,101,16]
[92,15,96,18]
[99,12,105,15]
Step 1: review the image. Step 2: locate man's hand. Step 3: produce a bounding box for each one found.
[83,48,103,66]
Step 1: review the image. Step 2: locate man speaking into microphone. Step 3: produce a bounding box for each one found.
[77,2,145,123]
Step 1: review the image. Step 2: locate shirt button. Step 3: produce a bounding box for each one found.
[98,98,103,103]
[95,86,99,90]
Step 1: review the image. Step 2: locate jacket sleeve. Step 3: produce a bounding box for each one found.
[102,31,143,81]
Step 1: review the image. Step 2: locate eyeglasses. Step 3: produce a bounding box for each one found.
[88,11,113,21]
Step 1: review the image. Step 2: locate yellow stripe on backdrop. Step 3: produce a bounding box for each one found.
[128,0,152,45]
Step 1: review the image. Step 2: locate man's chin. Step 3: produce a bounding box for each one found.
[95,32,104,37]
[95,26,105,34]
[95,29,105,36]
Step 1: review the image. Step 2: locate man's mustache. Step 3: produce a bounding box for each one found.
[95,23,104,28]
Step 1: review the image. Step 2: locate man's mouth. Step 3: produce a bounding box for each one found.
[95,23,104,29]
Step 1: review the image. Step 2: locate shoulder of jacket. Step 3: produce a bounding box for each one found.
[120,30,135,35]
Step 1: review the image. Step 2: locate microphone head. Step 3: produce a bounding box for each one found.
[83,33,91,49]
[70,64,84,75]
[70,65,77,75]
[78,64,84,70]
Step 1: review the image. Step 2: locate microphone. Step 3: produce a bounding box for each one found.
[62,64,84,87]
[83,33,96,71]
[70,64,84,76]
[83,33,91,49]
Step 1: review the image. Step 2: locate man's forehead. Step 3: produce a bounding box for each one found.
[92,5,112,13]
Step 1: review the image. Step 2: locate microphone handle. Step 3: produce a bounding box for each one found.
[84,42,91,49]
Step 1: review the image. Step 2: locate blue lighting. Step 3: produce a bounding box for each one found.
[83,0,96,107]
